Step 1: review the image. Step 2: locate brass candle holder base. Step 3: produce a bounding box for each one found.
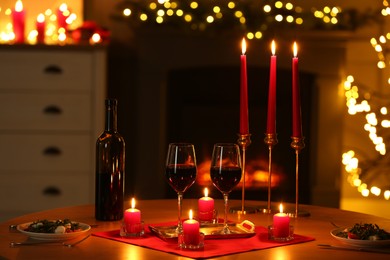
[230,133,257,214]
[287,136,307,218]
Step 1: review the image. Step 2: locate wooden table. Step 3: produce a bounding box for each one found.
[1,199,390,259]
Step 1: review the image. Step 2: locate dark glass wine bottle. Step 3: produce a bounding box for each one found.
[95,99,125,221]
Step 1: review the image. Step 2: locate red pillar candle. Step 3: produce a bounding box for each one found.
[198,188,214,221]
[266,40,277,134]
[124,198,141,233]
[36,13,45,44]
[12,0,25,44]
[240,38,249,135]
[292,42,302,138]
[273,204,290,238]
[183,210,200,245]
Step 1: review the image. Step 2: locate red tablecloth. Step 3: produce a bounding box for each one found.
[93,222,315,259]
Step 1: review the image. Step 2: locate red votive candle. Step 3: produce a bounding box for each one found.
[198,188,214,221]
[183,210,200,245]
[273,204,290,238]
[12,0,25,44]
[239,37,249,135]
[124,198,141,233]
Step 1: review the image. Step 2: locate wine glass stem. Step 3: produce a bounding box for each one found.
[223,193,229,233]
[177,192,183,233]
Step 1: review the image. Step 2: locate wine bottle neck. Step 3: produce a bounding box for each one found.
[105,99,118,132]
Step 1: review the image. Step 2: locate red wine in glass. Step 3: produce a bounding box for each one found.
[165,143,197,233]
[210,166,242,193]
[166,164,197,193]
[210,143,242,234]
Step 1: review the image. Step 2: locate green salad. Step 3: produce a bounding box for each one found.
[24,219,81,234]
[336,223,390,240]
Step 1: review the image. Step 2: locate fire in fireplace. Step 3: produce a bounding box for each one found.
[165,66,315,204]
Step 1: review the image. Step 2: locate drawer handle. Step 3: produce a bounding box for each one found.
[42,186,62,197]
[44,65,63,74]
[43,105,62,115]
[43,146,62,156]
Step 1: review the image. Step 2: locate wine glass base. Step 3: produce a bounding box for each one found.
[229,206,257,214]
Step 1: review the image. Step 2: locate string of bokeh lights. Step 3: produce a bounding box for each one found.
[115,0,350,39]
[342,0,390,200]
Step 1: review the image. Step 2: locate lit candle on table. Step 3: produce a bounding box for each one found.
[292,42,302,138]
[36,13,45,44]
[12,0,25,44]
[124,198,141,233]
[240,37,249,135]
[273,203,290,238]
[183,209,200,245]
[198,187,214,221]
[266,40,277,134]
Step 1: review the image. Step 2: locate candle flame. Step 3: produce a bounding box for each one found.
[204,187,209,197]
[189,209,193,220]
[271,40,276,56]
[241,38,246,55]
[131,198,136,209]
[293,42,298,57]
[37,13,45,23]
[15,0,23,12]
[279,203,284,213]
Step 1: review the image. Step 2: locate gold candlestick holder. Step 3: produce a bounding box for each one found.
[287,136,310,217]
[260,133,278,214]
[230,133,256,214]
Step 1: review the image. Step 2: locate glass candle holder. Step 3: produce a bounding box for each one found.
[178,232,205,250]
[198,209,218,224]
[120,221,145,237]
[268,225,294,242]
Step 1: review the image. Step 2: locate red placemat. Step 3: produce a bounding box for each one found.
[92,222,315,259]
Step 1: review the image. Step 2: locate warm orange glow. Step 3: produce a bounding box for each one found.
[271,40,276,55]
[204,187,209,197]
[279,203,284,213]
[241,38,246,55]
[15,0,23,12]
[188,209,193,220]
[131,198,136,209]
[293,41,298,57]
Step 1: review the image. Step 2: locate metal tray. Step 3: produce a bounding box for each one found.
[149,220,256,240]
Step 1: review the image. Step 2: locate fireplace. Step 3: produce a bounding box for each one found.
[165,65,315,204]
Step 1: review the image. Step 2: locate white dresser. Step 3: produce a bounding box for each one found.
[0,45,106,221]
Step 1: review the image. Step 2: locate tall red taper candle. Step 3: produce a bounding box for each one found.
[12,0,25,44]
[292,42,302,138]
[266,40,277,134]
[240,38,249,135]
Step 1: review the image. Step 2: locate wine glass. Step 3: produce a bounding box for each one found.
[165,143,197,233]
[210,143,242,234]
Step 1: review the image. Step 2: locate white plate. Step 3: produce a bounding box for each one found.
[17,221,91,241]
[331,227,390,248]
